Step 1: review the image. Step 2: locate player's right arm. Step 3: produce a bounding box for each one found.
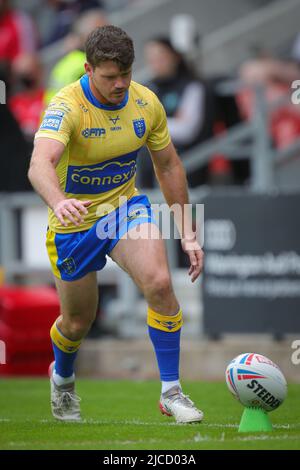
[28,137,91,227]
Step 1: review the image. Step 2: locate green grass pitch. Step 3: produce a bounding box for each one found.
[0,379,299,450]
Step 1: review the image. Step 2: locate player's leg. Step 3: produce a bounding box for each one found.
[110,223,181,388]
[54,272,98,341]
[51,271,98,378]
[110,223,203,423]
[49,272,98,421]
[111,222,178,314]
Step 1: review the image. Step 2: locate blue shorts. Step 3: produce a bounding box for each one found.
[46,194,156,281]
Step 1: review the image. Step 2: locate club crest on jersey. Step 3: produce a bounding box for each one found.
[133,118,146,138]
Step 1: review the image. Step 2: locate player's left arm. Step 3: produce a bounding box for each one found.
[150,141,204,282]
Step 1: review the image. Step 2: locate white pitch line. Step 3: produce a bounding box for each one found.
[235,434,300,442]
[5,434,299,448]
[38,418,186,426]
[3,418,300,433]
[14,418,300,430]
[205,423,238,428]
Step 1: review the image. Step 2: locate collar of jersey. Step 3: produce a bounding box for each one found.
[80,74,129,110]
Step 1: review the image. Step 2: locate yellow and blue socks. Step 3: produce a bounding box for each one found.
[51,309,182,391]
[147,307,183,394]
[50,321,82,385]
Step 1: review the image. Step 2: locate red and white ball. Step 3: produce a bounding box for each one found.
[225,353,287,412]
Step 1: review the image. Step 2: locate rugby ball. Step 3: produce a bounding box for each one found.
[225,353,287,412]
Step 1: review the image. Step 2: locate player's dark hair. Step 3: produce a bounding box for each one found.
[85,25,135,70]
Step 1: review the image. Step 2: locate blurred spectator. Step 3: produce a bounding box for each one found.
[239,56,300,87]
[145,37,213,153]
[0,0,38,65]
[0,103,32,191]
[238,56,300,149]
[143,37,214,187]
[205,77,245,186]
[0,66,31,192]
[45,8,107,105]
[43,0,104,46]
[9,53,44,145]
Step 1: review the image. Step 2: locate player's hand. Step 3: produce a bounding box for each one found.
[181,236,204,283]
[53,199,92,227]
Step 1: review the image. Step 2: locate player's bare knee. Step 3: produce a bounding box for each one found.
[144,273,173,302]
[64,314,95,339]
[66,321,89,340]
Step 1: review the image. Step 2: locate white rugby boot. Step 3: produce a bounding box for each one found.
[159,385,204,424]
[49,362,82,422]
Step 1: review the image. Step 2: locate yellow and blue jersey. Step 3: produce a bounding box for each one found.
[35,74,171,234]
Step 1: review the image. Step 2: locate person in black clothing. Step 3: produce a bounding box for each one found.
[145,36,213,154]
[0,61,31,192]
[139,36,214,188]
[141,37,247,189]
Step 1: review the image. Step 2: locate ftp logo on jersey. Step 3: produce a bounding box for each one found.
[82,128,106,138]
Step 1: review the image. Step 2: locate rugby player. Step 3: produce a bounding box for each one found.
[28,25,204,424]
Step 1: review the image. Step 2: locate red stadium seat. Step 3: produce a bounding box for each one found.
[271,107,300,149]
[0,286,59,376]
